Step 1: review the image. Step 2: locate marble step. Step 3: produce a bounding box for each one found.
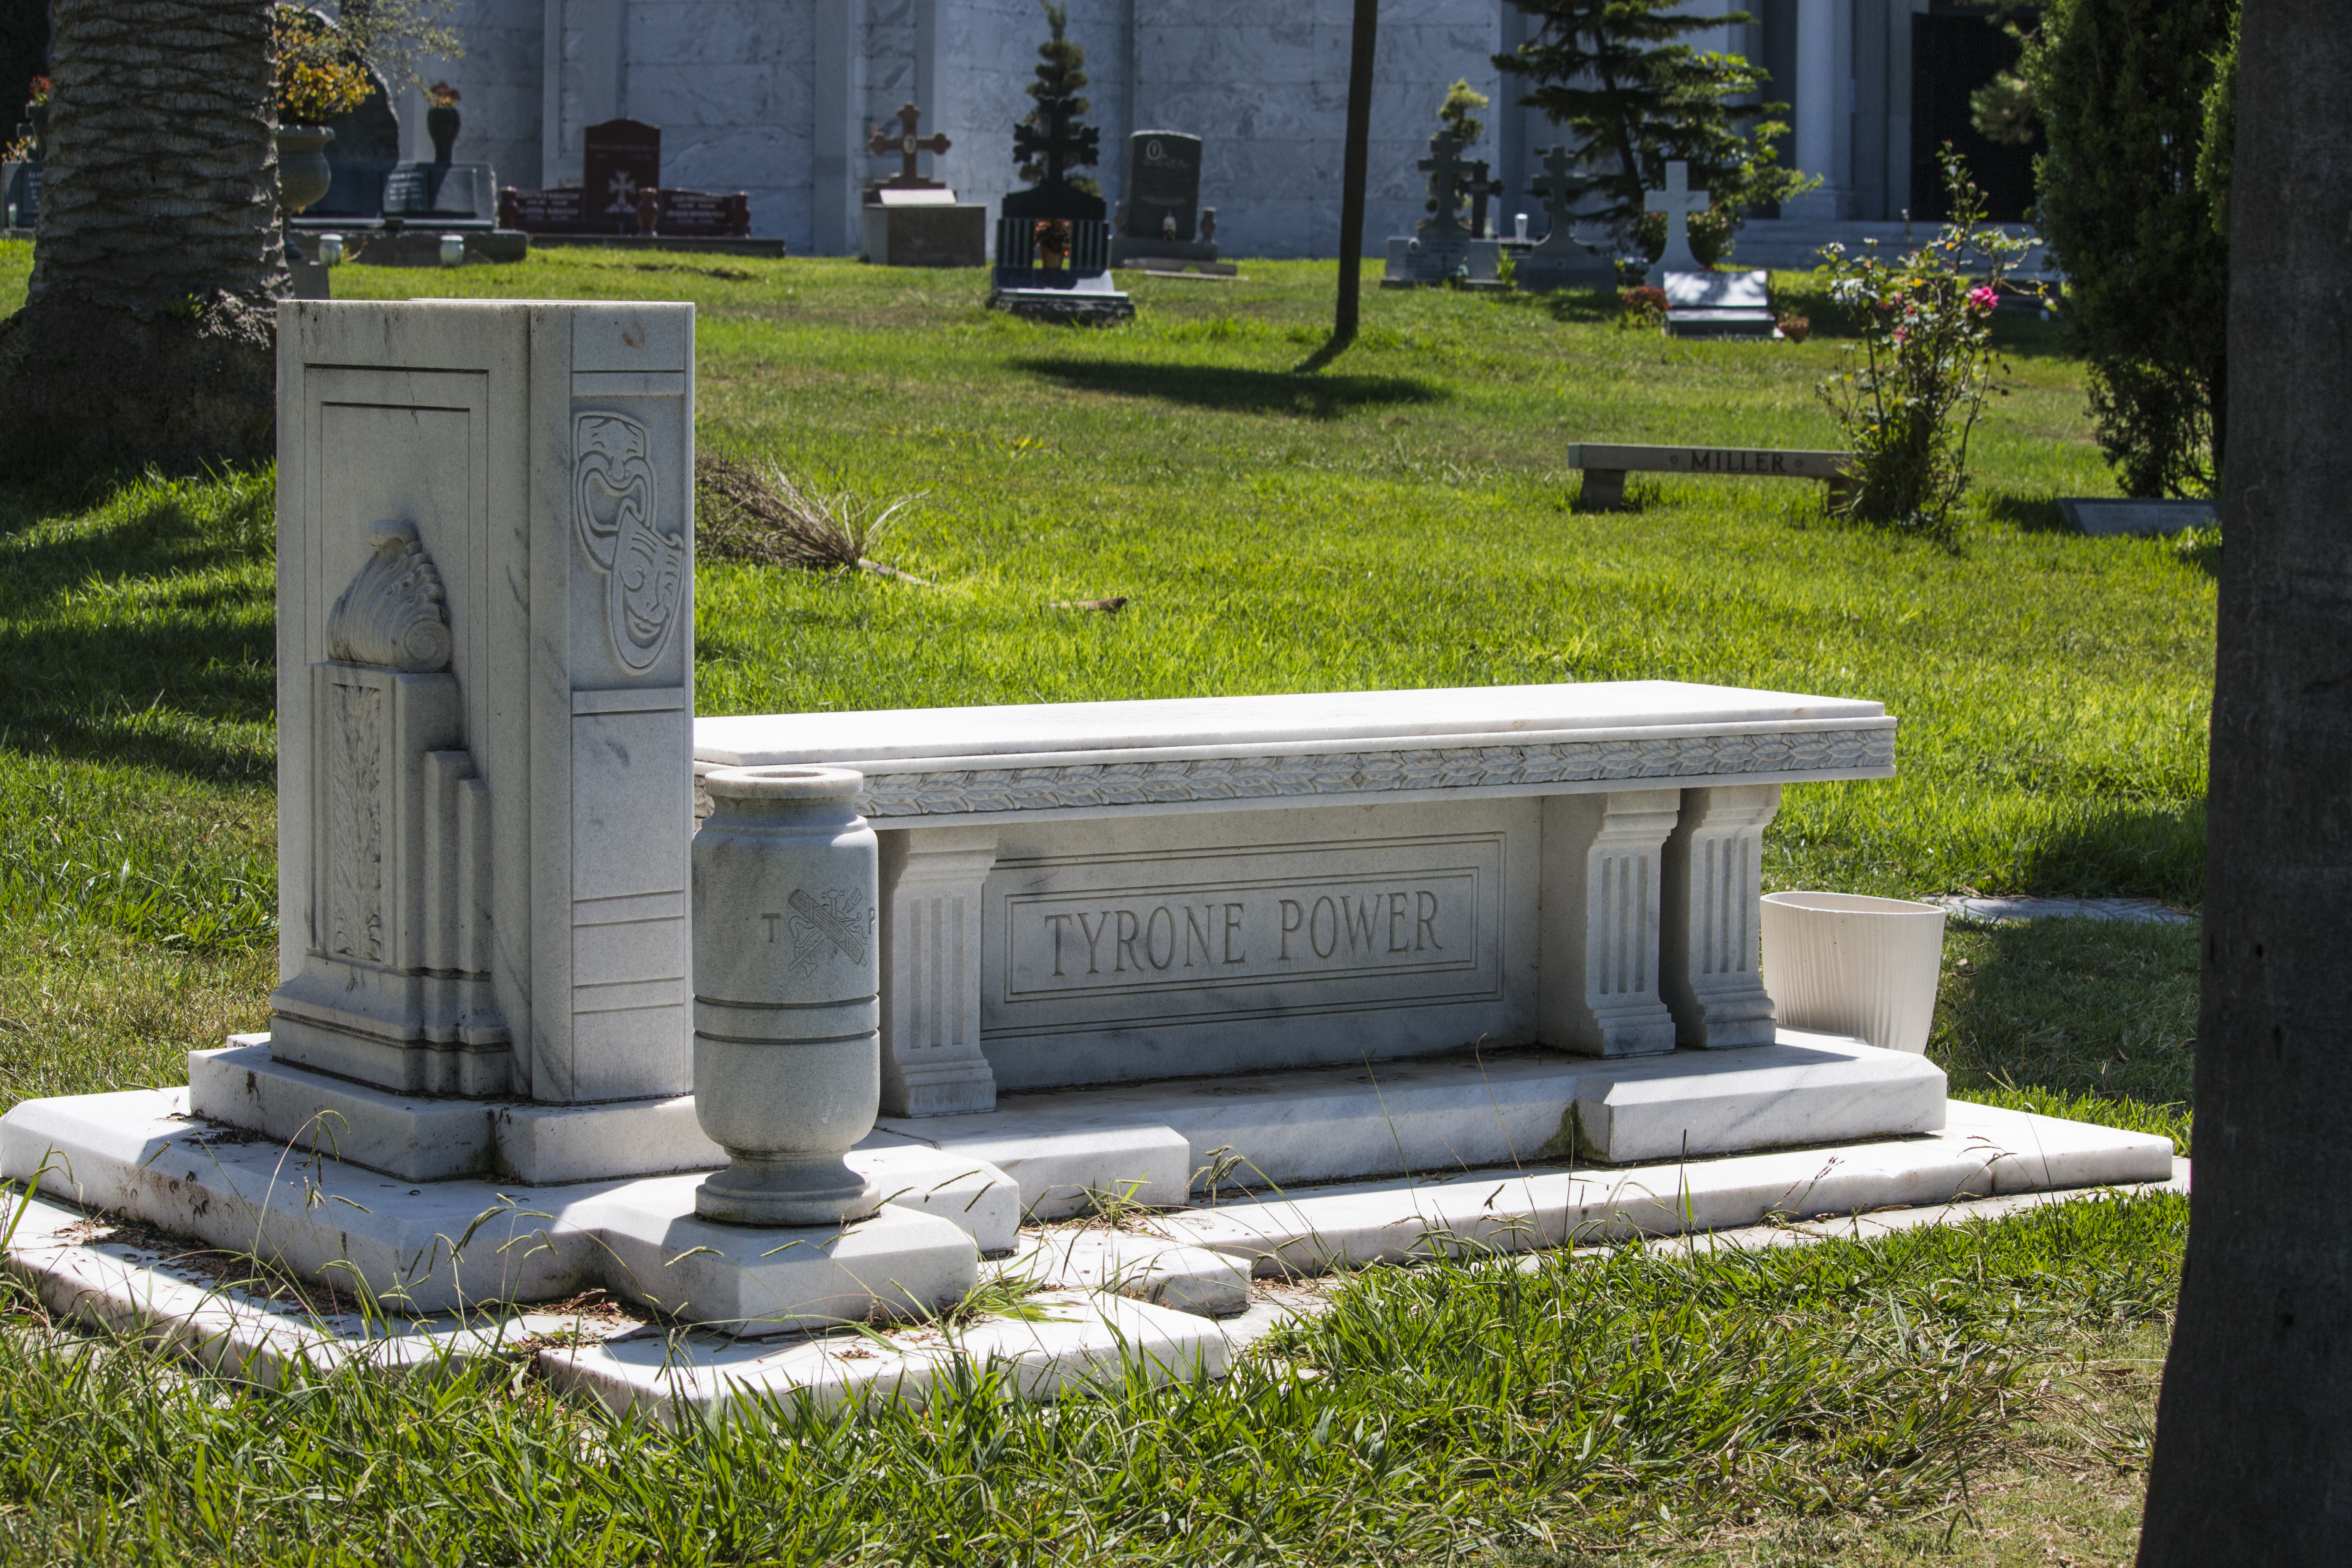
[862,1031,1947,1219]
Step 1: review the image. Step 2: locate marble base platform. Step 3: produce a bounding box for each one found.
[0,1102,2176,1421]
[0,1087,1006,1330]
[189,1039,728,1185]
[867,1029,1948,1219]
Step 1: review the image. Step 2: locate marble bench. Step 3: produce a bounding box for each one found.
[1568,443,1855,511]
[695,680,1898,1119]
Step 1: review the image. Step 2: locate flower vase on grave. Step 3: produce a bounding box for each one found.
[692,766,885,1227]
[276,126,335,218]
[426,87,460,164]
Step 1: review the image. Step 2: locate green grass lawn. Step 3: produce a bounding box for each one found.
[0,239,2201,1562]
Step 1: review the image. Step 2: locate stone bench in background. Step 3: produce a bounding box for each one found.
[1569,443,1854,512]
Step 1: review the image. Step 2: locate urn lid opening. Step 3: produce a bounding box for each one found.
[704,763,864,804]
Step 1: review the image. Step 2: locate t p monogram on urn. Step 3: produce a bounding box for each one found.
[692,766,884,1226]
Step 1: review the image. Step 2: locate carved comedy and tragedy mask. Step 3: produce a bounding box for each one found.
[572,412,686,675]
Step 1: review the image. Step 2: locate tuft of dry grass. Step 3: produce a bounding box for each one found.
[695,453,929,582]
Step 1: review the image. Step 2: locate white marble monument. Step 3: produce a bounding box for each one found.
[695,683,1897,1107]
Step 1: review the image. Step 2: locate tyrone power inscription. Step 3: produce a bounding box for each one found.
[992,835,1505,1029]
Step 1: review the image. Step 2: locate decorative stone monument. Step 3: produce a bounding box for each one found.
[0,298,989,1337]
[583,116,662,230]
[1512,144,1619,294]
[1644,159,1708,286]
[1381,132,1502,290]
[1108,130,1229,275]
[1662,269,1778,339]
[224,299,702,1164]
[861,103,986,268]
[993,89,1131,324]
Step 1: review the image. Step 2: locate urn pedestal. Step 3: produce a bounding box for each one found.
[692,766,885,1226]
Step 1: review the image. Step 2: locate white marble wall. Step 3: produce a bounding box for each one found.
[421,0,1893,254]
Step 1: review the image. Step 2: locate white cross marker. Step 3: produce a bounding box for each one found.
[1645,160,1710,283]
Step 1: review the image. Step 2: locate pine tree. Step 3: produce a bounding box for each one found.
[1014,1,1099,196]
[1494,0,1807,257]
[2022,0,2235,497]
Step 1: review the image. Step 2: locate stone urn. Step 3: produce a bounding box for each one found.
[277,125,335,218]
[426,104,460,164]
[691,765,885,1227]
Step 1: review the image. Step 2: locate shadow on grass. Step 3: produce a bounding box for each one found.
[1931,914,2200,1147]
[1014,356,1442,419]
[2012,801,2206,908]
[0,469,276,782]
[1981,493,2077,535]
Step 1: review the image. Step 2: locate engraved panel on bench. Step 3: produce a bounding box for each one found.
[986,833,1504,1038]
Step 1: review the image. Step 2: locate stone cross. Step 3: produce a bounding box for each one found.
[1463,158,1507,240]
[1417,130,1470,238]
[1531,144,1580,233]
[870,102,949,188]
[1645,160,1709,279]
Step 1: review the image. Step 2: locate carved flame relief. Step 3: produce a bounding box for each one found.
[573,413,686,675]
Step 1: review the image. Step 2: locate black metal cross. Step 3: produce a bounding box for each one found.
[1531,144,1581,229]
[1463,158,1507,239]
[870,102,950,186]
[1014,101,1100,192]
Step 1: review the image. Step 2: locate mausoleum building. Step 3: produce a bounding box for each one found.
[410,0,2038,261]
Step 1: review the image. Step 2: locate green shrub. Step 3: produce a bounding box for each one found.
[1816,153,2033,541]
[2022,0,2235,498]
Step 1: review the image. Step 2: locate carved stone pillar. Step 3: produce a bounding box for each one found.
[1660,784,1781,1049]
[877,825,1000,1115]
[1538,789,1681,1057]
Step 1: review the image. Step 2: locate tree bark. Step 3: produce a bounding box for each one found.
[0,0,282,465]
[2137,2,2352,1562]
[1301,0,1377,372]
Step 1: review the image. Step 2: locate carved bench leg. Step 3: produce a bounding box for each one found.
[1539,789,1681,1057]
[1660,784,1781,1048]
[1580,467,1628,511]
[876,826,1001,1116]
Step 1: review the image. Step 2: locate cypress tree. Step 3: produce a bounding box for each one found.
[1014,1,1099,197]
[1494,0,1806,258]
[2023,0,2236,497]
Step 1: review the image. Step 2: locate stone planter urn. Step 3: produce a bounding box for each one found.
[1760,892,1949,1055]
[426,104,460,164]
[692,765,885,1227]
[277,125,335,218]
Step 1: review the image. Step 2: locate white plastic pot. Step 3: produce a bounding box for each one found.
[1759,892,1948,1055]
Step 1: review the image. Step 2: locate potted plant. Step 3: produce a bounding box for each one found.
[1033,217,1070,270]
[274,6,374,217]
[425,82,460,164]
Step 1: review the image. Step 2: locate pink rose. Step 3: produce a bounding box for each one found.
[1969,285,1999,312]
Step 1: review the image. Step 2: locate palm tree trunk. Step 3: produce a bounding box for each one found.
[0,0,282,465]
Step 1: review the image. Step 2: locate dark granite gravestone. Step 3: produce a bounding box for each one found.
[1512,144,1618,294]
[2,159,36,231]
[499,187,585,232]
[1380,132,1500,289]
[1108,129,1228,273]
[859,102,986,266]
[1124,130,1201,242]
[993,93,1130,322]
[583,118,661,228]
[382,162,498,224]
[655,189,750,236]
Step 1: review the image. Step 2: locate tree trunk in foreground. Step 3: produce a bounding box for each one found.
[0,0,281,465]
[2137,3,2352,1562]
